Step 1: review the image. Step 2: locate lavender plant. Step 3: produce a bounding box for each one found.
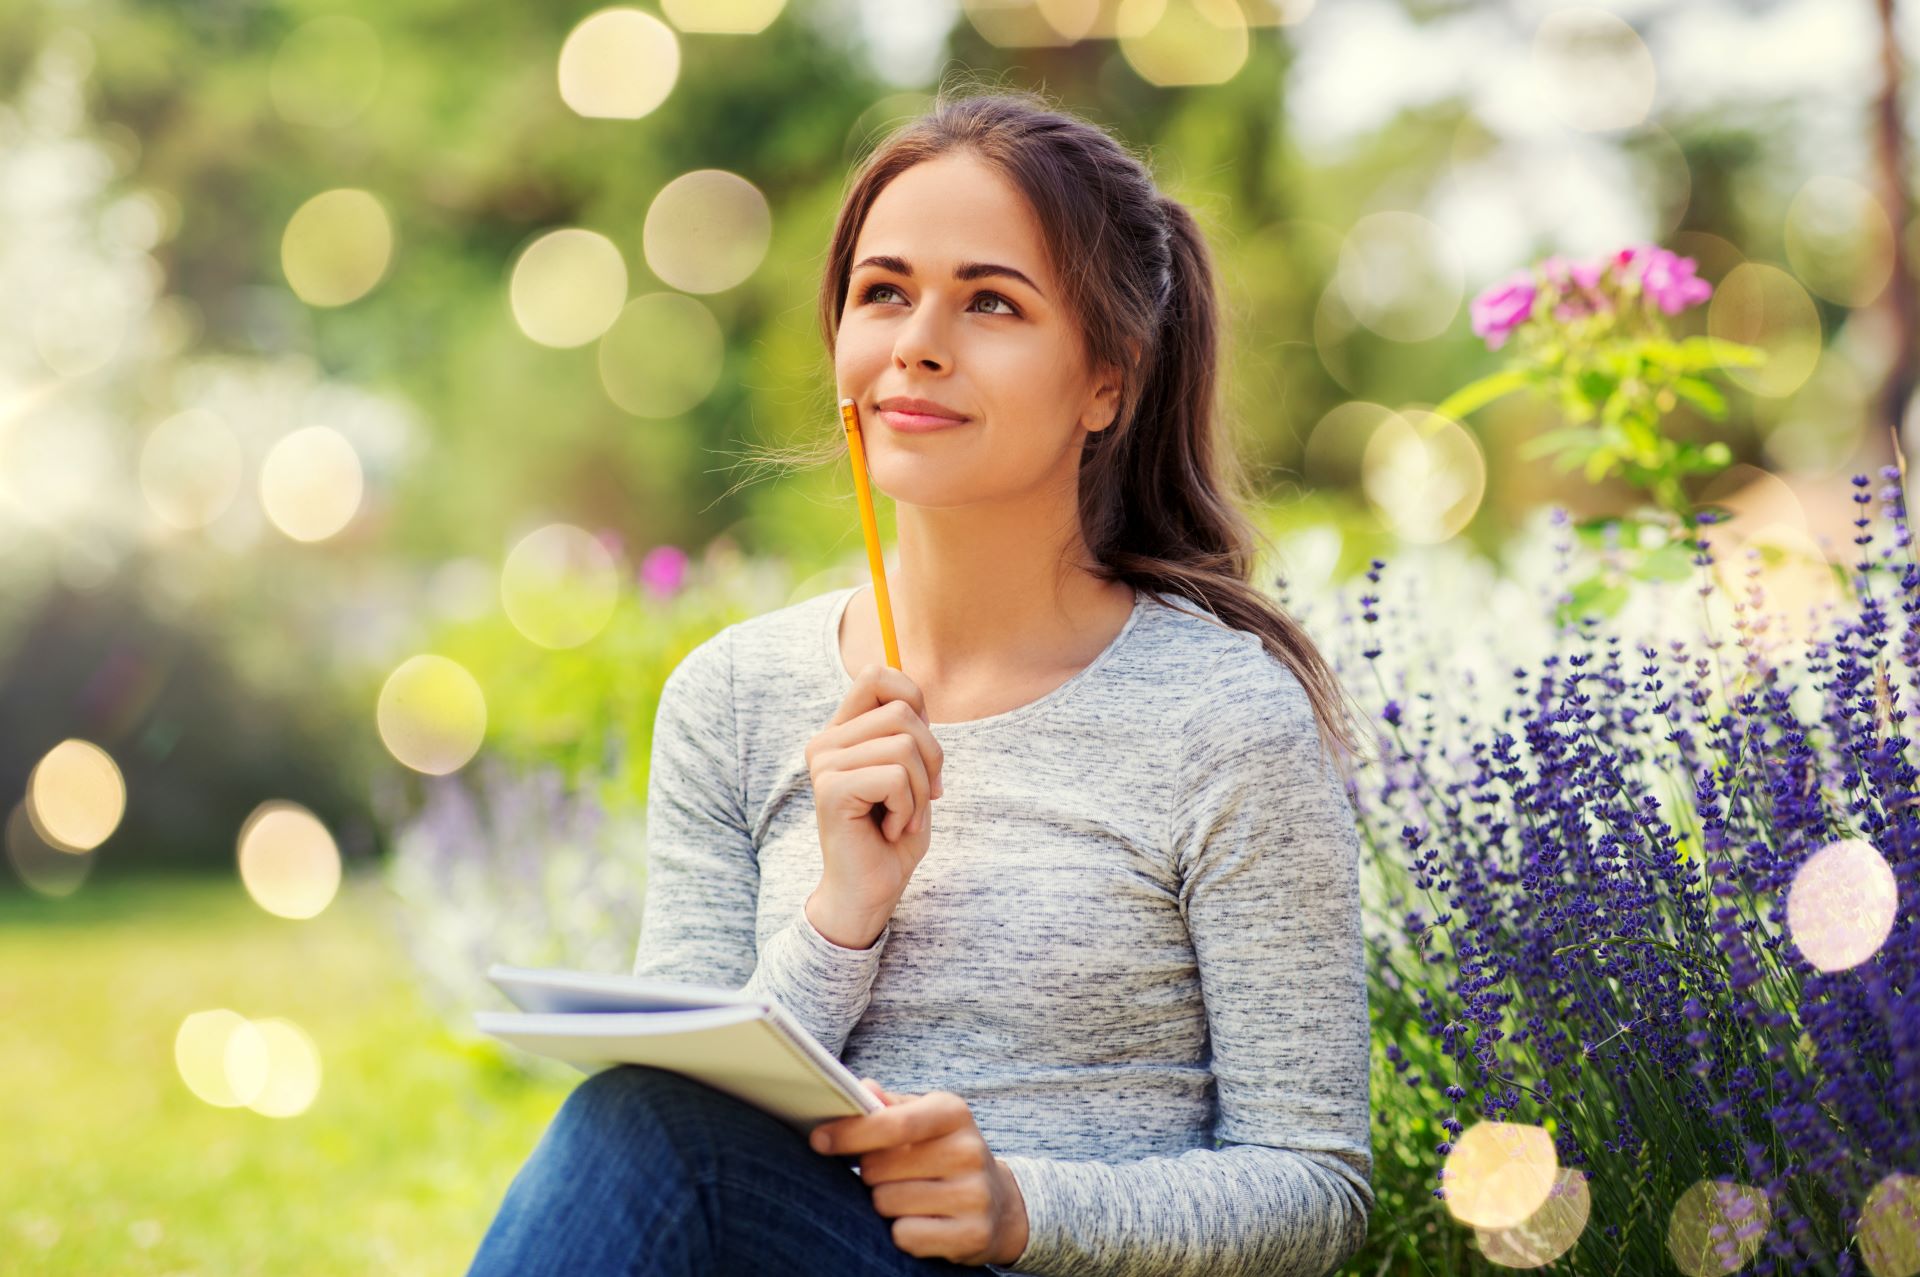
[1329,470,1917,1273]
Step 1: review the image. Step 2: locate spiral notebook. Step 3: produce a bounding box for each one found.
[474,964,885,1133]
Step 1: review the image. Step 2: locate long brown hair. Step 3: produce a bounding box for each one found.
[751,82,1372,774]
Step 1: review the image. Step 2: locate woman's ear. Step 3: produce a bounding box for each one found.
[1082,360,1127,434]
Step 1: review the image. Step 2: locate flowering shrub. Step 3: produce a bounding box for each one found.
[1441,245,1765,554]
[1333,470,1917,1273]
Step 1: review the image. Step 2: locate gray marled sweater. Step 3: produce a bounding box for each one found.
[631,584,1372,1277]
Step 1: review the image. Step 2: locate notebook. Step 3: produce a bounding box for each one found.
[474,964,885,1134]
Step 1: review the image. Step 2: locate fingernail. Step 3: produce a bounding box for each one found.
[811,1130,831,1152]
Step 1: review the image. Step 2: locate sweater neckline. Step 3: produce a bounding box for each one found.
[821,583,1149,733]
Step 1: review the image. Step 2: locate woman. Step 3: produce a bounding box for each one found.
[467,87,1374,1277]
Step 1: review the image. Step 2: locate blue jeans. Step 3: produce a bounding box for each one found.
[466,1064,981,1276]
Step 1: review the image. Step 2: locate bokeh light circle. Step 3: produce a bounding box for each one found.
[1530,7,1657,133]
[280,188,393,307]
[6,801,95,897]
[237,800,343,920]
[1441,1121,1559,1230]
[1361,409,1486,543]
[377,654,488,775]
[259,425,364,542]
[500,523,622,649]
[175,1009,267,1108]
[140,408,244,530]
[244,1018,324,1118]
[1477,1168,1591,1268]
[509,228,629,348]
[1336,211,1464,343]
[1786,837,1898,972]
[1785,176,1896,309]
[1668,1180,1771,1277]
[1860,1173,1920,1277]
[597,292,724,418]
[1708,263,1822,400]
[661,0,786,34]
[1116,0,1250,86]
[26,738,125,853]
[643,170,772,294]
[558,8,679,120]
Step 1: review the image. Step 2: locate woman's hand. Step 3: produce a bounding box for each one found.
[805,663,946,938]
[810,1078,1029,1267]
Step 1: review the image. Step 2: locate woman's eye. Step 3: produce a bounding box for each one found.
[857,283,1017,317]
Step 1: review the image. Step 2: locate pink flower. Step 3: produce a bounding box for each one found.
[1471,271,1537,350]
[1613,243,1712,313]
[639,544,689,598]
[1542,254,1605,292]
[1637,249,1712,314]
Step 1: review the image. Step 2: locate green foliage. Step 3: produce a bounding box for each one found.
[0,874,572,1274]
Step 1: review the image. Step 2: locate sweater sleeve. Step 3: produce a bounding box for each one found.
[992,645,1373,1277]
[630,625,891,1058]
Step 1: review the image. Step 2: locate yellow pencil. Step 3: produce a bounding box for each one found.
[839,396,902,670]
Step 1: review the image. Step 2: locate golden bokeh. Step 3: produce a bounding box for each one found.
[643,169,772,295]
[26,737,125,853]
[661,0,786,34]
[1784,176,1896,309]
[6,800,95,898]
[1530,7,1657,133]
[258,425,364,542]
[237,800,343,921]
[1336,211,1464,344]
[597,292,725,418]
[1708,263,1822,399]
[1305,401,1400,488]
[558,8,679,120]
[174,1009,269,1108]
[1786,837,1898,972]
[509,228,629,348]
[962,0,1082,47]
[242,1018,324,1118]
[1441,1121,1560,1231]
[268,15,382,129]
[1361,409,1486,544]
[1477,1168,1591,1268]
[280,188,393,307]
[500,523,622,650]
[1668,1180,1771,1277]
[1860,1172,1920,1277]
[139,408,244,530]
[1117,0,1250,87]
[377,654,488,775]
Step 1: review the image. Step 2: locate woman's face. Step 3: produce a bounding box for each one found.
[835,152,1121,508]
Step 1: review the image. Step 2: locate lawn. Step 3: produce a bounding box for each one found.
[0,871,575,1275]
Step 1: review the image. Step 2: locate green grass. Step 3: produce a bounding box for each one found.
[0,872,575,1275]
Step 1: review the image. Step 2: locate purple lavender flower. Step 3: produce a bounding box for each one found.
[1471,270,1537,350]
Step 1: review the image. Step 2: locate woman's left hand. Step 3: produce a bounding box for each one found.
[810,1078,1030,1266]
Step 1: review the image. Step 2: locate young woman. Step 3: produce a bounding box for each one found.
[467,88,1374,1277]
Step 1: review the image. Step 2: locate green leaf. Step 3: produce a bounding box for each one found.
[1517,426,1595,462]
[1630,541,1696,582]
[1672,336,1767,371]
[1671,376,1728,418]
[1432,369,1534,422]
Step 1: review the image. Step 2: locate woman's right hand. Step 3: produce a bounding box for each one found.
[805,662,946,934]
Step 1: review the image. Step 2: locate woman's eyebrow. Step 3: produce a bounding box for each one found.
[852,254,1044,299]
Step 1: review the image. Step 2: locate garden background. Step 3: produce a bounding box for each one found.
[2,0,1915,1273]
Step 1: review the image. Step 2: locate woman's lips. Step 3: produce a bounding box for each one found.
[878,409,973,433]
